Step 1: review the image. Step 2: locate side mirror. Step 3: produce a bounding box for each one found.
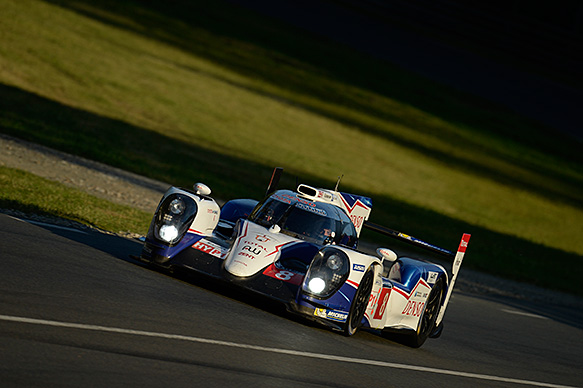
[194,182,212,196]
[269,224,281,233]
[376,248,397,263]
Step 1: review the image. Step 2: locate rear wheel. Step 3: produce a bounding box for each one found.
[344,269,374,336]
[407,278,444,347]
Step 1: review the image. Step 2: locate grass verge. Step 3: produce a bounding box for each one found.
[0,166,151,234]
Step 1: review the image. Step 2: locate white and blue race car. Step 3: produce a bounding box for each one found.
[138,168,470,347]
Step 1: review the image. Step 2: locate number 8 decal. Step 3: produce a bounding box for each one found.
[373,288,391,319]
[275,270,294,281]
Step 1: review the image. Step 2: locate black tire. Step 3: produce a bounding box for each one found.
[344,269,374,336]
[407,278,444,348]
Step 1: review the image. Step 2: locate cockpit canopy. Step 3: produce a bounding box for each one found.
[248,190,358,248]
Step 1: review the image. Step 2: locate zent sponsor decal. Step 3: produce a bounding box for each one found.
[352,264,365,272]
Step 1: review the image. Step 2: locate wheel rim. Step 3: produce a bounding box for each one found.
[418,281,442,336]
[348,271,373,334]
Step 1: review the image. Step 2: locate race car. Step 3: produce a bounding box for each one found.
[137,168,470,347]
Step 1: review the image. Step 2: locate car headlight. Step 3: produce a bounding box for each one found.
[151,194,197,246]
[307,277,326,294]
[303,248,349,298]
[326,254,343,270]
[168,198,186,215]
[159,224,179,242]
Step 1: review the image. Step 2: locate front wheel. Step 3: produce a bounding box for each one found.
[344,269,374,336]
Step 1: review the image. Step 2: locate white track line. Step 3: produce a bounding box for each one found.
[0,314,577,388]
[501,309,549,320]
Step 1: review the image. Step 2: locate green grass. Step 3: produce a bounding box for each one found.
[0,166,151,233]
[0,0,582,294]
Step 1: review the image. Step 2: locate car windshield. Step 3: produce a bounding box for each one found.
[250,197,291,228]
[249,195,357,247]
[279,206,336,245]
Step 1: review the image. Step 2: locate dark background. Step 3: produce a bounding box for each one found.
[227,0,583,139]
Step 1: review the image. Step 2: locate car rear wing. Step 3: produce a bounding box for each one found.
[363,221,462,259]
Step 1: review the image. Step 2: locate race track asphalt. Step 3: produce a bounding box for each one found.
[0,214,581,388]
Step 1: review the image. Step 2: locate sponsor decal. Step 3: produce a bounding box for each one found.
[352,264,365,272]
[314,308,348,322]
[373,288,391,320]
[262,264,303,285]
[237,240,269,259]
[338,194,371,230]
[317,190,333,201]
[237,252,256,259]
[272,193,327,216]
[192,240,227,259]
[326,310,348,322]
[242,245,262,256]
[273,193,292,204]
[458,234,471,253]
[377,248,392,257]
[427,271,438,284]
[255,234,271,242]
[273,193,315,207]
[349,214,365,229]
[392,277,431,302]
[242,240,267,251]
[296,203,327,216]
[401,301,425,317]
